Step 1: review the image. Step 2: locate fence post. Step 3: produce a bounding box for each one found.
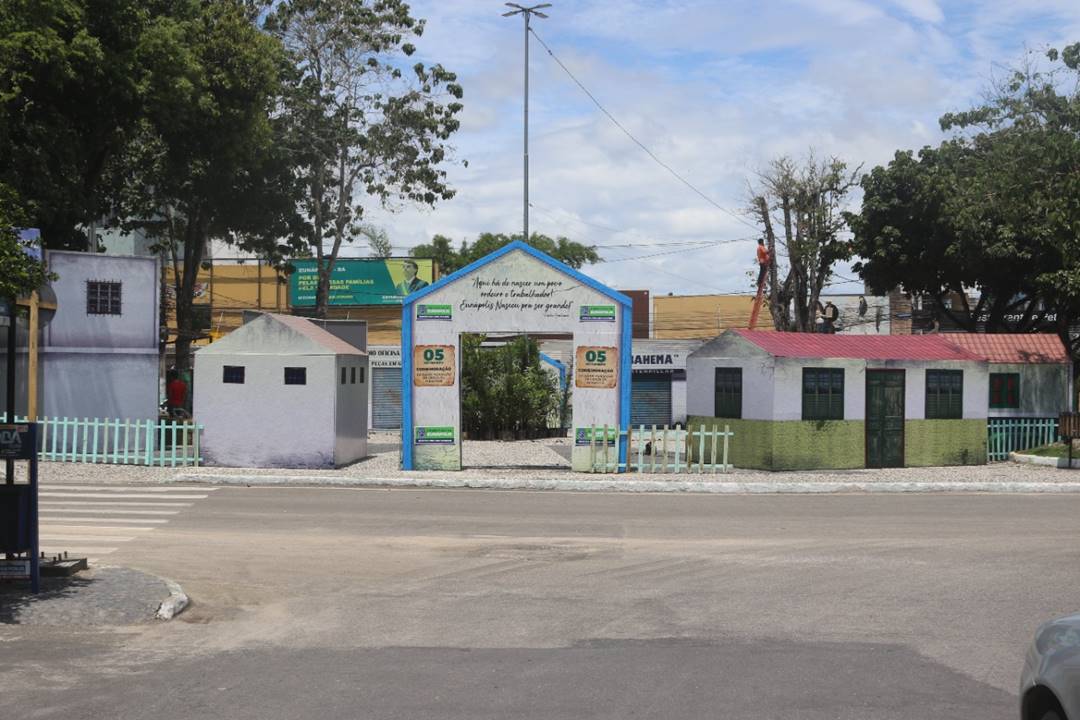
[603,424,610,474]
[589,424,597,473]
[650,425,657,473]
[723,424,731,472]
[637,425,645,474]
[193,423,202,467]
[673,424,682,474]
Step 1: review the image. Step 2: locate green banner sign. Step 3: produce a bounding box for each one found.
[289,258,435,306]
[417,304,452,321]
[415,426,455,445]
[579,304,616,322]
[574,427,618,446]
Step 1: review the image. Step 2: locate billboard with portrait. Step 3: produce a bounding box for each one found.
[289,258,436,306]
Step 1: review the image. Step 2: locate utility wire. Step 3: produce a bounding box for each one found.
[529,28,760,233]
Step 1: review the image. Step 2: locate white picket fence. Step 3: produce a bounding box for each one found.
[587,424,734,474]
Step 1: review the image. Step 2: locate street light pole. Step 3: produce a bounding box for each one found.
[503,3,550,245]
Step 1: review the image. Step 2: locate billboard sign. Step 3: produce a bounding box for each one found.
[289,258,435,307]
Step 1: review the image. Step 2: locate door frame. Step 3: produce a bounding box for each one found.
[864,368,906,469]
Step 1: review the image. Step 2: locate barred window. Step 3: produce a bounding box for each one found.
[284,367,307,385]
[925,370,963,419]
[86,281,122,315]
[802,368,844,420]
[989,373,1020,409]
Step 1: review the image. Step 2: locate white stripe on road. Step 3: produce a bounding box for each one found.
[39,516,169,524]
[39,486,217,493]
[40,533,137,543]
[41,492,207,500]
[40,500,192,507]
[37,508,180,515]
[40,525,156,533]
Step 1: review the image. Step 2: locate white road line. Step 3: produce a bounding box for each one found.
[41,492,207,500]
[37,508,180,515]
[39,516,169,524]
[40,533,136,543]
[40,525,156,532]
[40,500,192,507]
[38,486,217,493]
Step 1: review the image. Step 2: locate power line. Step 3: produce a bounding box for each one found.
[529,28,760,233]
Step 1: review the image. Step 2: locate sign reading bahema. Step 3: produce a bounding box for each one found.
[289,258,435,306]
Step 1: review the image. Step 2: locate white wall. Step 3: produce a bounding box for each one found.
[409,249,626,470]
[334,355,369,465]
[195,353,338,467]
[988,363,1072,418]
[686,355,776,420]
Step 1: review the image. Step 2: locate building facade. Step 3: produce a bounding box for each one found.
[687,330,990,470]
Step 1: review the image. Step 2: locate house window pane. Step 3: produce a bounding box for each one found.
[341,367,347,385]
[802,368,844,420]
[714,367,742,419]
[222,366,245,384]
[86,281,122,315]
[989,373,1020,409]
[284,367,307,385]
[357,367,365,384]
[926,370,963,419]
[350,367,356,384]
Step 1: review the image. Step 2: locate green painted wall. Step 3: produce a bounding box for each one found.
[687,416,987,470]
[904,419,986,466]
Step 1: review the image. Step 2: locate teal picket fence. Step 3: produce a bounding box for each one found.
[0,414,202,467]
[588,424,734,474]
[987,417,1059,462]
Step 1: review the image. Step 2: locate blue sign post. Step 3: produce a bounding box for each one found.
[0,423,39,593]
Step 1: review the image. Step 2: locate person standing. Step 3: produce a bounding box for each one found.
[166,369,188,416]
[756,238,771,288]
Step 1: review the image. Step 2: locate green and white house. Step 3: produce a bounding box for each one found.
[686,330,992,470]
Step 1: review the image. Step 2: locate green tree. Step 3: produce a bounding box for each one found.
[460,334,559,440]
[0,184,50,301]
[267,0,464,318]
[849,43,1080,350]
[750,155,860,331]
[0,0,152,249]
[112,0,293,369]
[359,224,393,258]
[411,232,600,274]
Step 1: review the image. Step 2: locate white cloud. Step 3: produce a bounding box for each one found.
[354,0,1080,294]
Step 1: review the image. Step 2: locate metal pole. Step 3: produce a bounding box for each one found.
[523,10,529,244]
[6,296,15,483]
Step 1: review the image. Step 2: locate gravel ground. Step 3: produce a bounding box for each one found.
[19,429,1080,486]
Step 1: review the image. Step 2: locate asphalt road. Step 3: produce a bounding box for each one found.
[3,487,1079,719]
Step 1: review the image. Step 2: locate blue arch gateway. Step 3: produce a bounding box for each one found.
[401,241,632,471]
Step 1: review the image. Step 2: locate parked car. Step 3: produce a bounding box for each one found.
[1020,613,1080,720]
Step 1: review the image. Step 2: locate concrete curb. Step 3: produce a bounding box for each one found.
[155,579,189,621]
[172,473,1080,494]
[1010,452,1080,470]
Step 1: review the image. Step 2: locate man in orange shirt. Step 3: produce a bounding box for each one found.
[166,369,188,416]
[756,237,771,288]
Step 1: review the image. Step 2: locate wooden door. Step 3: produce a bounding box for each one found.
[866,370,905,468]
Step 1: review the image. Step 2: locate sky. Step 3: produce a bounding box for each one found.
[357,0,1080,297]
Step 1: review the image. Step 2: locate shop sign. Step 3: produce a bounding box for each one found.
[415,426,455,445]
[0,424,32,459]
[579,305,616,322]
[575,346,618,389]
[369,346,402,369]
[413,345,455,387]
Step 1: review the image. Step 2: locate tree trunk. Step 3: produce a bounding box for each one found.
[174,212,208,371]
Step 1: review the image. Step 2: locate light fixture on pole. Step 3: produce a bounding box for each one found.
[502,3,550,245]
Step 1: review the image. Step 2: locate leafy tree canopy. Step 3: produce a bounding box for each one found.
[848,43,1080,345]
[0,184,50,300]
[411,232,600,274]
[460,335,560,441]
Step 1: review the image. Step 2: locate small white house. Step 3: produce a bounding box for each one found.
[194,313,368,468]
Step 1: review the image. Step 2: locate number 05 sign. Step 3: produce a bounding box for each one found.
[575,346,618,389]
[413,345,456,387]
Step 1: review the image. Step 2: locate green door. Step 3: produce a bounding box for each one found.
[866,370,905,468]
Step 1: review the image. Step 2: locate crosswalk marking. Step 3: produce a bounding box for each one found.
[39,516,169,525]
[36,484,217,563]
[42,492,206,500]
[40,500,192,507]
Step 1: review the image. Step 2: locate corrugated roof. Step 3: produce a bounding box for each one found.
[944,333,1068,364]
[267,314,366,355]
[733,329,981,361]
